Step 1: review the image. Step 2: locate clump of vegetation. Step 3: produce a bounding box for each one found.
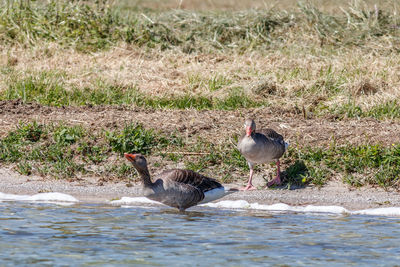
[0,121,177,179]
[106,123,159,155]
[0,0,290,52]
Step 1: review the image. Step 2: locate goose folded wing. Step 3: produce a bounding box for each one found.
[157,169,222,193]
[258,128,284,141]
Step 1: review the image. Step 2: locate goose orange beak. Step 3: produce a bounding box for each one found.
[124,153,136,162]
[246,126,252,137]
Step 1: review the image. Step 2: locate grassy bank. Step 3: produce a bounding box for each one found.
[0,121,399,189]
[0,0,399,189]
[0,0,399,120]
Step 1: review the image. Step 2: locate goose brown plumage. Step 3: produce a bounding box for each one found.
[237,118,289,190]
[124,153,238,211]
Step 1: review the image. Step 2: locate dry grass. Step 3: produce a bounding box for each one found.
[0,0,399,118]
[1,41,399,116]
[118,0,398,13]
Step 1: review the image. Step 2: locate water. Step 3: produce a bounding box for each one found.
[1,200,400,266]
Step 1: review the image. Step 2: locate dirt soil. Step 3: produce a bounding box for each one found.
[1,101,400,210]
[1,99,400,147]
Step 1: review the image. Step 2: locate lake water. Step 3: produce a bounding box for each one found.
[1,193,400,266]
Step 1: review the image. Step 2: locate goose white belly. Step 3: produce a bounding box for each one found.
[198,187,228,204]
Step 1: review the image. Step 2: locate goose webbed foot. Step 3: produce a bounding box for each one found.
[266,174,281,188]
[240,184,257,191]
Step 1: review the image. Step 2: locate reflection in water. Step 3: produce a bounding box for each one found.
[0,202,400,266]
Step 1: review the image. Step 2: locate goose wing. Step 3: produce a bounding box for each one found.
[256,128,287,160]
[258,128,284,141]
[156,169,222,193]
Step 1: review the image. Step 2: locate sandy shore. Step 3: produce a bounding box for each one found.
[2,167,400,211]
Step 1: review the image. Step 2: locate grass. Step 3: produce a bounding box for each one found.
[0,0,398,53]
[0,120,399,189]
[0,0,290,52]
[1,71,139,106]
[10,66,399,118]
[159,134,400,189]
[0,0,399,189]
[0,71,265,110]
[0,0,399,120]
[0,0,125,52]
[0,121,179,179]
[318,100,400,120]
[284,143,400,188]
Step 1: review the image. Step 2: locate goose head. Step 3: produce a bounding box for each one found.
[244,119,256,137]
[124,153,148,171]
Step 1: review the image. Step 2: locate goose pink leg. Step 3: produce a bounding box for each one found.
[266,160,282,187]
[241,167,257,191]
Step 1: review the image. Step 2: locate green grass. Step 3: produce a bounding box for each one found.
[0,0,398,52]
[0,0,289,52]
[0,120,399,188]
[0,72,265,110]
[285,143,400,188]
[162,134,400,188]
[317,100,400,120]
[0,121,178,179]
[0,122,87,178]
[2,72,139,106]
[0,0,126,52]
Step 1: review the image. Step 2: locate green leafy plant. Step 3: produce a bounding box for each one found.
[106,123,157,155]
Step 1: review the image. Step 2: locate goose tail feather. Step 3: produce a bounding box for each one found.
[284,141,290,151]
[199,187,238,204]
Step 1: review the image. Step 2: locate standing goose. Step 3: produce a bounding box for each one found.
[237,118,289,190]
[124,153,238,211]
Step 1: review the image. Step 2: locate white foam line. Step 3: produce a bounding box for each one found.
[353,207,400,217]
[3,192,400,217]
[110,197,162,206]
[109,198,400,217]
[202,200,400,217]
[0,192,78,204]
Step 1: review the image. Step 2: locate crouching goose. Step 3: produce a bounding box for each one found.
[124,153,238,211]
[237,118,289,190]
